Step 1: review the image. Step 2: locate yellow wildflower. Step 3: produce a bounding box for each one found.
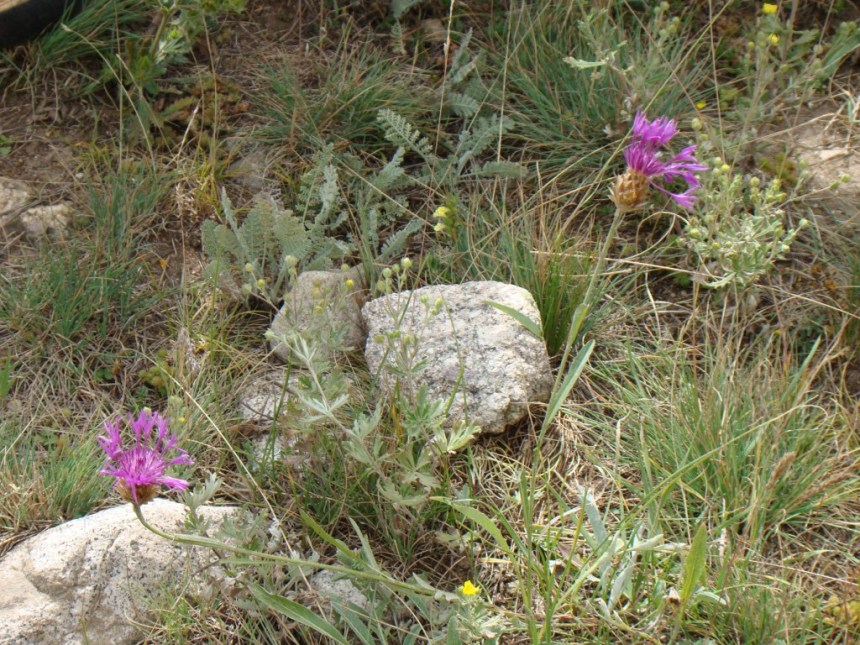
[433,206,451,220]
[460,580,480,596]
[695,100,706,109]
[768,33,779,45]
[433,221,447,233]
[762,3,778,14]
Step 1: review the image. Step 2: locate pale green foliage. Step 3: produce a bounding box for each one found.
[377,107,525,188]
[376,30,525,190]
[443,30,486,119]
[201,190,347,303]
[348,146,424,270]
[719,11,860,151]
[577,488,723,627]
[349,262,480,511]
[202,148,353,302]
[390,0,430,54]
[683,167,807,289]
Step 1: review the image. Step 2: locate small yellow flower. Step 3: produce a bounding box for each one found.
[762,3,778,14]
[433,221,447,233]
[460,580,480,596]
[695,100,707,109]
[768,33,779,45]
[433,206,451,220]
[345,278,355,288]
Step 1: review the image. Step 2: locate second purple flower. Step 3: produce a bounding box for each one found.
[611,111,708,211]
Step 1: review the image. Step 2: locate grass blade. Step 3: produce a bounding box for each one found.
[249,583,350,644]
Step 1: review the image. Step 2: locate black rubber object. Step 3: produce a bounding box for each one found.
[0,0,83,48]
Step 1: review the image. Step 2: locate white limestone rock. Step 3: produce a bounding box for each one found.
[0,178,72,242]
[269,268,366,363]
[362,281,553,436]
[311,570,370,613]
[0,176,31,214]
[17,203,71,241]
[0,499,239,645]
[238,368,299,425]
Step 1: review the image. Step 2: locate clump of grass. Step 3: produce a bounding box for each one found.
[261,41,436,158]
[0,412,107,534]
[0,0,152,89]
[586,334,859,548]
[488,1,707,174]
[0,163,165,350]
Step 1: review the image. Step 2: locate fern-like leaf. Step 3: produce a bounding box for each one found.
[445,91,481,118]
[377,108,434,162]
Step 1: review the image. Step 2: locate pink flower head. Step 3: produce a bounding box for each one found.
[612,111,708,211]
[98,409,193,505]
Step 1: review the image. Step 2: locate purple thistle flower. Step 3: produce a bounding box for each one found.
[98,409,193,505]
[611,111,708,211]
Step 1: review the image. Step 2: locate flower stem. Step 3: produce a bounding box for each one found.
[130,502,432,596]
[583,207,624,307]
[552,207,623,388]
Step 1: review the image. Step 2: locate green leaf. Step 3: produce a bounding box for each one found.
[680,524,708,603]
[331,601,375,644]
[444,501,512,554]
[447,613,463,645]
[542,339,594,432]
[248,583,350,644]
[484,300,543,338]
[0,358,12,402]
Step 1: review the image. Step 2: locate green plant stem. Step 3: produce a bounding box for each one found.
[130,501,433,596]
[584,207,624,307]
[552,207,623,391]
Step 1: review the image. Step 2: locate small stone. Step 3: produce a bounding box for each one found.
[0,177,31,214]
[311,570,370,613]
[238,369,299,424]
[269,268,366,363]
